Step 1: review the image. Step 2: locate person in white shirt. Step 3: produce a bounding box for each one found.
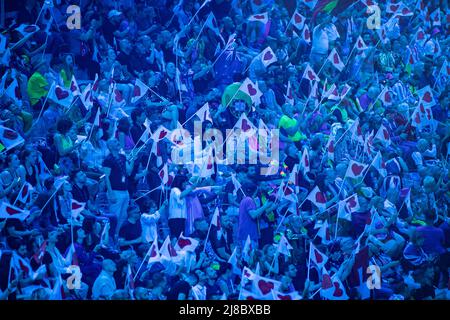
[92,259,117,300]
[310,17,340,68]
[168,175,198,239]
[141,199,168,243]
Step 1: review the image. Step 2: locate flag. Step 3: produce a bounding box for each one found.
[80,83,93,111]
[194,102,213,123]
[158,164,174,185]
[301,24,311,44]
[306,186,327,212]
[231,173,243,196]
[430,9,441,26]
[316,220,332,244]
[338,194,360,221]
[363,131,374,157]
[148,238,161,264]
[151,126,171,143]
[291,11,306,31]
[71,199,85,218]
[5,79,23,106]
[251,274,282,299]
[65,243,79,266]
[259,47,277,68]
[277,234,293,257]
[372,151,387,177]
[131,79,149,104]
[399,187,412,214]
[238,78,263,106]
[138,120,152,144]
[69,75,81,96]
[416,85,435,107]
[0,202,30,221]
[354,36,368,51]
[111,84,126,108]
[379,86,394,106]
[287,164,300,192]
[286,81,294,105]
[233,113,257,135]
[48,84,74,108]
[210,207,222,238]
[326,135,335,162]
[160,235,182,263]
[327,48,345,71]
[350,119,364,144]
[124,264,135,299]
[300,147,310,174]
[414,27,427,46]
[374,124,391,145]
[324,84,340,101]
[248,12,269,24]
[394,3,413,17]
[302,0,319,10]
[345,160,368,179]
[320,267,349,300]
[239,288,261,300]
[205,12,225,44]
[32,240,47,265]
[302,64,320,82]
[271,289,302,300]
[310,242,328,269]
[228,247,241,275]
[14,24,40,38]
[0,126,25,151]
[15,182,34,205]
[242,235,252,263]
[174,233,199,252]
[377,24,389,45]
[11,251,33,279]
[242,266,257,283]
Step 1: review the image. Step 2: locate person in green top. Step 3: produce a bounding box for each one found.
[277,103,307,145]
[59,53,75,88]
[27,60,51,109]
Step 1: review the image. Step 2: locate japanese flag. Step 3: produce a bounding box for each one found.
[14,24,39,38]
[239,78,262,105]
[374,124,391,145]
[345,160,368,179]
[194,102,213,123]
[327,48,345,72]
[158,164,174,185]
[306,186,327,212]
[291,11,306,31]
[248,12,268,25]
[147,238,161,264]
[251,274,282,299]
[301,0,318,9]
[0,126,25,152]
[379,86,394,106]
[309,242,328,269]
[0,202,30,221]
[320,267,349,300]
[301,24,311,44]
[260,47,277,68]
[69,75,81,96]
[302,64,320,82]
[430,9,441,26]
[315,220,332,244]
[49,84,74,108]
[300,147,310,174]
[174,233,199,252]
[372,151,387,177]
[131,78,149,104]
[416,85,435,107]
[71,199,86,218]
[354,36,368,51]
[286,81,295,105]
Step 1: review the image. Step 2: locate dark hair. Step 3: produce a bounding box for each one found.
[56,118,74,135]
[171,175,187,190]
[131,107,144,123]
[117,117,131,133]
[242,181,257,196]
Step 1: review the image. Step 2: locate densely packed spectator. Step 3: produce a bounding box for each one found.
[0,0,449,300]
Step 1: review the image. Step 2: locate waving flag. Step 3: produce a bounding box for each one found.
[248,12,269,24]
[15,182,34,205]
[131,79,150,104]
[148,238,161,264]
[111,84,126,108]
[15,24,39,38]
[242,235,253,263]
[354,36,368,51]
[71,199,85,218]
[310,242,328,269]
[49,84,74,108]
[159,164,174,185]
[350,119,364,144]
[320,267,349,300]
[233,113,257,135]
[276,234,293,257]
[239,78,263,105]
[239,288,261,300]
[286,81,295,105]
[338,194,360,221]
[301,24,311,43]
[0,202,30,221]
[430,8,441,26]
[324,84,340,101]
[175,233,199,252]
[160,235,181,262]
[5,79,23,106]
[394,3,413,17]
[194,102,213,123]
[372,151,387,177]
[379,86,394,106]
[259,47,277,68]
[374,124,391,145]
[315,220,332,244]
[326,135,335,162]
[80,83,93,111]
[69,75,81,96]
[300,147,310,174]
[327,48,345,71]
[414,27,427,46]
[416,85,435,107]
[210,207,222,238]
[302,64,320,82]
[291,11,306,31]
[306,186,327,212]
[205,12,225,44]
[251,274,282,299]
[0,126,25,152]
[345,160,368,179]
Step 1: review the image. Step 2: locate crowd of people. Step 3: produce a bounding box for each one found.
[0,0,449,300]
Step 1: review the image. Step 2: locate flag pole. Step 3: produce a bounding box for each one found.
[34,82,55,126]
[133,244,153,282]
[134,185,162,201]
